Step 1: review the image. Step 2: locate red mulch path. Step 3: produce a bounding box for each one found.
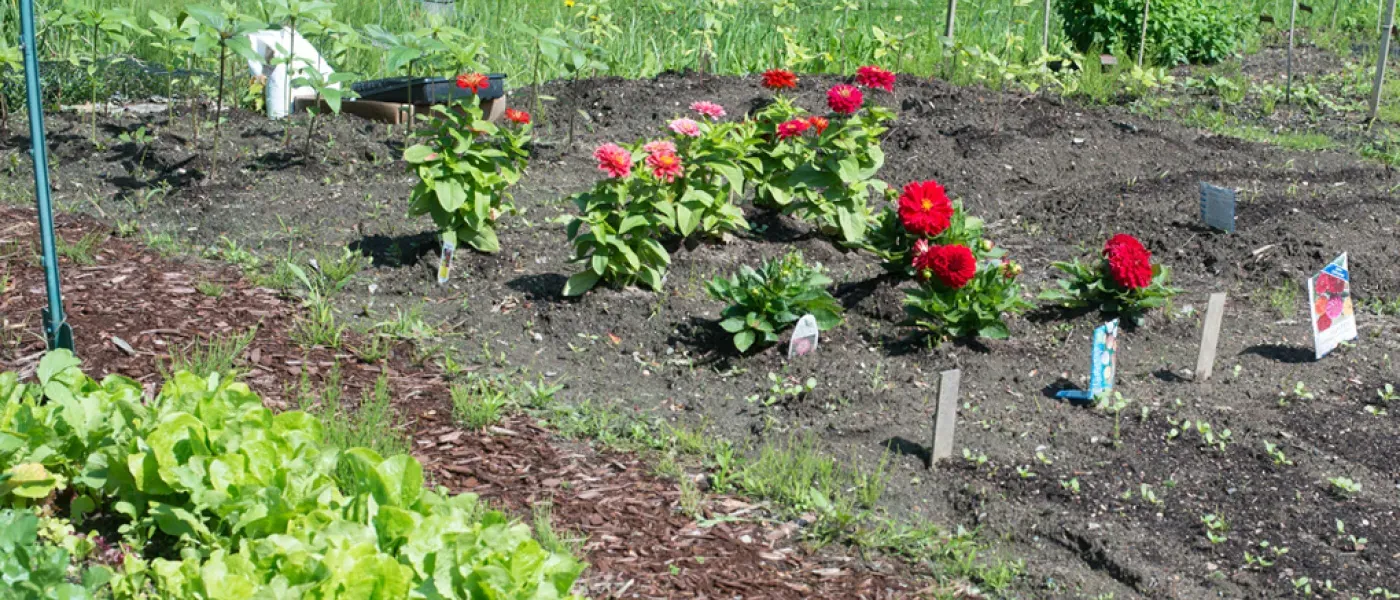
[0,207,928,599]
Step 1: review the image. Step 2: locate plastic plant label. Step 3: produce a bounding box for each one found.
[787,314,820,359]
[437,238,455,285]
[1308,253,1357,360]
[1199,182,1236,233]
[1057,319,1120,402]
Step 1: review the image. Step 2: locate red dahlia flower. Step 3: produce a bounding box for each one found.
[690,101,726,119]
[456,72,489,93]
[594,143,632,179]
[827,84,864,115]
[761,69,798,90]
[897,180,953,237]
[856,65,896,92]
[1103,234,1153,290]
[807,116,829,135]
[505,108,531,124]
[776,118,810,140]
[914,243,978,290]
[646,149,683,183]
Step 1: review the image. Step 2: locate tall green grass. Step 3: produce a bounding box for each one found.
[4,0,1382,91]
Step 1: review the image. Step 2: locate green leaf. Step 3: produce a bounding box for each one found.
[979,322,1011,339]
[1,463,63,499]
[563,271,600,296]
[734,330,757,353]
[37,350,81,386]
[403,144,437,164]
[719,317,746,333]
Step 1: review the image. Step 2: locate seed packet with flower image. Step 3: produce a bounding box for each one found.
[1308,253,1357,360]
[1057,319,1119,402]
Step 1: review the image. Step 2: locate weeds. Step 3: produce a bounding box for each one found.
[451,374,514,430]
[300,369,408,460]
[195,280,225,298]
[532,501,586,556]
[158,327,256,379]
[55,232,105,266]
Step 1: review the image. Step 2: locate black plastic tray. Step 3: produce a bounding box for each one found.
[351,74,505,104]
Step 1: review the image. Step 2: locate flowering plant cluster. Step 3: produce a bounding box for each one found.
[1039,234,1180,318]
[866,179,1030,340]
[565,104,757,295]
[404,75,531,254]
[746,67,896,246]
[707,250,843,353]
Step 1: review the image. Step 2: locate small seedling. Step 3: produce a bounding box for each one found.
[1096,391,1131,446]
[1201,513,1228,544]
[1015,465,1037,479]
[1328,476,1361,498]
[1140,483,1162,505]
[746,373,816,407]
[961,448,989,467]
[1279,381,1314,407]
[1263,441,1294,466]
[1336,520,1368,552]
[1244,541,1288,569]
[1060,477,1081,495]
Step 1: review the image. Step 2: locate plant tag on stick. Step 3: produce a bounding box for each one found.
[1308,253,1357,360]
[437,238,455,285]
[1199,182,1236,233]
[787,314,820,359]
[1057,319,1119,402]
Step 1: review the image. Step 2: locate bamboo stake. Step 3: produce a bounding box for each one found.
[1368,0,1398,123]
[1043,0,1052,50]
[1287,0,1299,104]
[1138,0,1150,67]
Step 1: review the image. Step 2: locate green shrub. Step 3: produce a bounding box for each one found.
[0,351,585,599]
[1057,0,1248,65]
[707,250,843,353]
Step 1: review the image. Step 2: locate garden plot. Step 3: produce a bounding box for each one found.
[9,67,1400,598]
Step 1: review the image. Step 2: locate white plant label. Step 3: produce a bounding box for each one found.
[787,314,820,359]
[437,239,455,285]
[1308,253,1357,360]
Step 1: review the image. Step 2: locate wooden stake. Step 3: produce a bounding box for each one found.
[1287,0,1299,104]
[930,369,961,467]
[1043,0,1053,50]
[1138,0,1151,67]
[1370,0,1398,122]
[1195,293,1228,381]
[945,0,958,39]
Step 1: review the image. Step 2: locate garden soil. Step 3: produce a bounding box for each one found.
[4,65,1399,598]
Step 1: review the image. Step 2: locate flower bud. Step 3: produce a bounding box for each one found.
[979,239,995,253]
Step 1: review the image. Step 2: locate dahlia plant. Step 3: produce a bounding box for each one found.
[879,179,1029,340]
[1039,234,1180,318]
[403,74,531,254]
[745,68,896,246]
[707,250,843,353]
[866,180,989,278]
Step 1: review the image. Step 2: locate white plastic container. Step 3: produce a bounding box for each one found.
[265,63,289,120]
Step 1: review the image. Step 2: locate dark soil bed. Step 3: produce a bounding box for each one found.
[4,68,1398,598]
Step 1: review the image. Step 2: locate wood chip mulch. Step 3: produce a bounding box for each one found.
[0,208,931,599]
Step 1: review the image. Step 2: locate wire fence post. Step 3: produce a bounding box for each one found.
[1287,0,1299,104]
[1369,0,1398,122]
[945,0,958,39]
[1137,0,1151,67]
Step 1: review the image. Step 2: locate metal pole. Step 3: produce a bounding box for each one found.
[1137,0,1151,67]
[1287,0,1299,104]
[945,0,958,38]
[1043,0,1052,50]
[1369,0,1398,122]
[19,0,74,352]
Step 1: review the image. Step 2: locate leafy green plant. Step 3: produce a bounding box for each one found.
[404,100,530,254]
[1,351,586,598]
[266,0,335,115]
[563,146,671,295]
[1039,234,1180,320]
[707,250,842,352]
[57,0,141,145]
[451,374,512,430]
[0,509,112,599]
[1328,476,1362,498]
[904,250,1031,341]
[292,58,359,156]
[1057,0,1249,66]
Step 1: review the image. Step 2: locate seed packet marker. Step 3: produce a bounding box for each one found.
[930,369,961,468]
[1057,320,1120,402]
[787,314,820,359]
[1194,293,1227,381]
[1308,253,1358,360]
[1199,182,1237,233]
[437,238,455,285]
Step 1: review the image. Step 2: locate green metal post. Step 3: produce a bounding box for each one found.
[20,0,74,352]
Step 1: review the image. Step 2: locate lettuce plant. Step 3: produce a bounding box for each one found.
[404,102,531,254]
[707,250,843,352]
[1,352,585,599]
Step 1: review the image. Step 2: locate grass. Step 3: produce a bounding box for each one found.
[531,502,587,557]
[55,232,105,266]
[298,367,409,459]
[450,373,517,430]
[195,279,225,298]
[159,327,257,378]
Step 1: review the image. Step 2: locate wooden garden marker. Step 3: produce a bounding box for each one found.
[1369,0,1399,123]
[1194,293,1228,381]
[1043,0,1053,50]
[1287,0,1299,104]
[930,369,961,467]
[945,0,958,39]
[1138,0,1151,67]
